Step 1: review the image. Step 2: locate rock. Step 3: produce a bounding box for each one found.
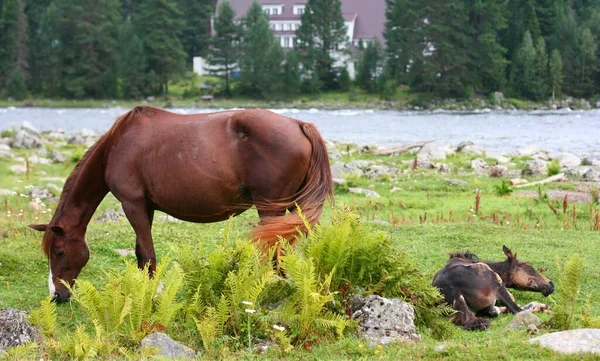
[28,201,41,211]
[434,343,449,352]
[348,187,381,198]
[557,152,581,168]
[139,332,196,359]
[0,308,41,352]
[0,189,13,196]
[522,160,547,177]
[518,146,554,161]
[351,295,421,346]
[9,165,27,175]
[68,129,98,146]
[456,141,474,152]
[330,162,345,180]
[445,179,468,186]
[489,165,508,177]
[418,143,446,160]
[487,152,511,164]
[328,148,342,160]
[95,209,124,223]
[493,92,505,102]
[370,219,390,226]
[581,157,600,166]
[28,155,51,165]
[157,215,183,223]
[28,187,58,202]
[44,130,66,141]
[0,144,15,158]
[49,150,67,163]
[364,165,398,179]
[505,310,542,331]
[470,158,488,172]
[582,167,600,181]
[345,160,374,172]
[114,248,135,257]
[530,329,600,355]
[415,157,432,169]
[11,122,43,149]
[432,162,451,173]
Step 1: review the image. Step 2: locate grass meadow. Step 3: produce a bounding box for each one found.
[1,142,599,360]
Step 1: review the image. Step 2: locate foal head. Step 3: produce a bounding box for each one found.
[500,245,554,297]
[29,224,90,303]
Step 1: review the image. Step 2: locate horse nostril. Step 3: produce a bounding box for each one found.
[51,292,60,302]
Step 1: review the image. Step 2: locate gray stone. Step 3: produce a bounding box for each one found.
[28,201,41,211]
[582,167,600,181]
[328,148,342,160]
[493,92,505,102]
[28,187,58,202]
[415,157,432,169]
[581,157,600,166]
[44,130,66,141]
[157,215,183,223]
[518,146,554,161]
[418,143,446,160]
[522,160,548,177]
[470,158,489,172]
[114,248,135,257]
[505,310,542,331]
[0,148,14,158]
[489,165,508,177]
[348,187,381,198]
[351,295,421,346]
[0,189,13,196]
[9,165,27,175]
[456,141,474,152]
[530,329,600,355]
[369,219,390,226]
[345,160,374,172]
[445,179,468,186]
[28,155,52,165]
[364,165,398,179]
[558,152,581,168]
[0,308,40,352]
[12,130,43,149]
[49,150,67,163]
[95,209,124,223]
[140,332,196,359]
[487,152,511,164]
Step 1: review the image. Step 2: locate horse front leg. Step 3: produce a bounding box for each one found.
[122,200,156,274]
[495,286,523,314]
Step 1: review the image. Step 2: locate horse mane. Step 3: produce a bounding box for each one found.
[42,106,149,256]
[448,251,480,261]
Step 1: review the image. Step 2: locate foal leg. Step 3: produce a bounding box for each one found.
[451,293,490,331]
[495,286,523,314]
[477,304,502,318]
[121,199,156,273]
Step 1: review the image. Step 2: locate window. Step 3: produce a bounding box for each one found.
[284,37,290,48]
[275,23,282,30]
[293,5,305,15]
[272,7,278,15]
[284,23,290,31]
[264,8,270,15]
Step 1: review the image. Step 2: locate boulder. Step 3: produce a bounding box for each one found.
[530,329,600,355]
[351,295,421,346]
[445,179,468,187]
[364,165,398,179]
[348,187,381,198]
[456,141,474,152]
[470,158,488,172]
[11,122,43,149]
[582,167,600,181]
[417,143,446,160]
[489,165,508,177]
[0,308,40,352]
[139,332,196,359]
[95,209,124,223]
[0,144,14,158]
[522,160,547,177]
[49,150,67,163]
[9,165,27,175]
[486,152,511,164]
[28,155,52,165]
[558,152,581,168]
[518,146,554,161]
[505,310,542,331]
[28,187,58,202]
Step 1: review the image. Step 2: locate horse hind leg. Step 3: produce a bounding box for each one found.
[451,294,490,331]
[496,286,523,314]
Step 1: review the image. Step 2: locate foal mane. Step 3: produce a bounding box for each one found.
[42,106,147,256]
[448,251,480,261]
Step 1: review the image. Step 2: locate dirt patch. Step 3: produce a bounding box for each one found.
[513,190,594,203]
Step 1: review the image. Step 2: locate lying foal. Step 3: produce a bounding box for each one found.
[433,246,554,330]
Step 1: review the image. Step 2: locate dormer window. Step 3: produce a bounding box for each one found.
[293,5,305,15]
[263,5,283,16]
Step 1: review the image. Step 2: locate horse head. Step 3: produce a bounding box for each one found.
[29,224,90,303]
[501,245,554,297]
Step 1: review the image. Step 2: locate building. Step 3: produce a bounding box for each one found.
[194,0,386,78]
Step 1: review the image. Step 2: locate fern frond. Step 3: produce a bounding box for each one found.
[29,296,57,338]
[152,262,185,327]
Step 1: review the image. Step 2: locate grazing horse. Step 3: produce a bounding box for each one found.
[29,106,333,303]
[432,246,554,330]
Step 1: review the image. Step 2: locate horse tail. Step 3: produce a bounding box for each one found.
[251,122,333,250]
[451,294,490,331]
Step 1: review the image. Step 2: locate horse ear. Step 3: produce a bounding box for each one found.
[503,245,516,259]
[28,224,48,232]
[50,226,65,235]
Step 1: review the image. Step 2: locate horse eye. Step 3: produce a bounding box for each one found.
[57,250,65,257]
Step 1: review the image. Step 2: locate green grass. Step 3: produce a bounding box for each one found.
[1,142,599,360]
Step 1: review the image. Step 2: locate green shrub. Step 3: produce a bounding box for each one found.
[7,68,28,101]
[550,254,584,330]
[494,180,513,196]
[547,159,561,176]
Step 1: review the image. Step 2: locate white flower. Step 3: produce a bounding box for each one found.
[242,301,253,306]
[506,221,510,225]
[25,185,34,189]
[272,324,286,332]
[244,308,256,314]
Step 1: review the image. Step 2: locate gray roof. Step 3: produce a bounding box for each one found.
[215,0,386,43]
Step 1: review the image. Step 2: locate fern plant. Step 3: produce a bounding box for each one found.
[28,296,57,338]
[551,254,584,330]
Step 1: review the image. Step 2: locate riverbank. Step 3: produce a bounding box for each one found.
[1,91,599,111]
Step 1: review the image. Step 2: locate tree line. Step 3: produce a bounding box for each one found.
[1,0,599,101]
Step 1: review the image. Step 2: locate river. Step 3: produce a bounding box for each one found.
[0,107,598,158]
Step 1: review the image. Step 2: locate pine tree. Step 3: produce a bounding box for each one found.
[28,2,60,95]
[295,0,348,91]
[207,1,239,97]
[549,11,583,96]
[280,50,302,97]
[6,67,27,99]
[414,0,472,97]
[534,36,548,99]
[383,0,426,84]
[549,49,563,99]
[511,31,546,100]
[580,28,597,96]
[238,1,284,98]
[466,0,508,94]
[356,39,383,93]
[0,0,29,87]
[136,0,187,95]
[118,19,146,99]
[178,0,215,61]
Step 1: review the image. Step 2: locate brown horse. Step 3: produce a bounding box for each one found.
[29,106,333,302]
[432,246,554,330]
